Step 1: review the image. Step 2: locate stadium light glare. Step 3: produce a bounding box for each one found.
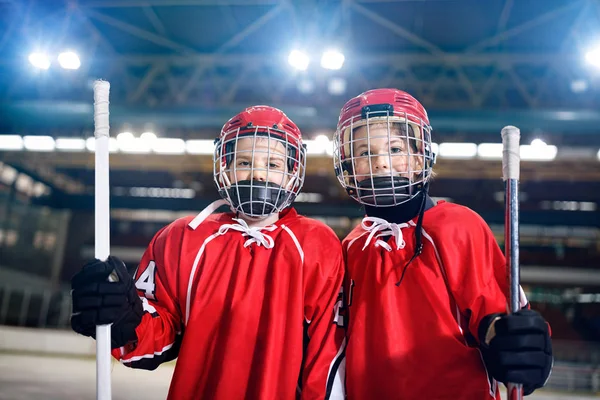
[57,51,81,70]
[520,144,557,161]
[327,77,347,95]
[438,142,477,159]
[531,138,547,147]
[320,50,345,70]
[141,131,157,142]
[570,79,588,93]
[152,138,186,154]
[585,44,600,68]
[28,52,51,70]
[23,136,55,152]
[0,135,24,150]
[186,140,214,155]
[288,50,310,71]
[477,143,503,159]
[56,138,86,151]
[117,131,135,142]
[306,134,332,156]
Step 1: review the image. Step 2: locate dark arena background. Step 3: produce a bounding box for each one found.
[1,0,600,399]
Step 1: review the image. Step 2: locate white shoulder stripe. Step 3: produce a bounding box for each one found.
[185,231,222,325]
[281,224,304,264]
[346,231,369,251]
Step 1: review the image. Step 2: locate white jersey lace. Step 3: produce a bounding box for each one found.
[217,218,276,249]
[361,216,408,252]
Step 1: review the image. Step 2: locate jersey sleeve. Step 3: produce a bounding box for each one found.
[111,220,185,370]
[300,228,346,400]
[438,208,527,343]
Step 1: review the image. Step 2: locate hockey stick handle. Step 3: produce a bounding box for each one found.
[501,125,521,313]
[93,80,112,400]
[501,125,523,400]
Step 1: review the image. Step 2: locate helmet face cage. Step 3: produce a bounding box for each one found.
[333,109,435,207]
[214,125,306,218]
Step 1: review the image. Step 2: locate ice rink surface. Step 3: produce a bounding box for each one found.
[0,353,596,400]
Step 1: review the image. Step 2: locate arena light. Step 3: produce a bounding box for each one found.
[116,131,135,142]
[186,139,214,155]
[116,131,151,153]
[57,51,81,70]
[23,135,55,151]
[140,131,157,142]
[477,143,503,159]
[520,144,557,161]
[530,138,547,147]
[585,45,600,68]
[119,138,151,153]
[597,148,600,161]
[288,50,309,71]
[297,78,315,94]
[56,138,86,151]
[28,52,51,70]
[152,138,186,154]
[438,142,477,159]
[327,77,347,95]
[570,79,588,93]
[320,49,345,70]
[0,135,24,150]
[305,134,332,156]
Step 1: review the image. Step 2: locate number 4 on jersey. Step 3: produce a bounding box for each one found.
[135,260,157,301]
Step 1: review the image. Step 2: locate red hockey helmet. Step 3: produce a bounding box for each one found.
[333,88,436,207]
[214,105,307,217]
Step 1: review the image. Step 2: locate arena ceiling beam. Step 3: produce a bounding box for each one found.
[1,0,598,110]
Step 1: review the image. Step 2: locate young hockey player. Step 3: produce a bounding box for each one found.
[71,105,346,400]
[332,88,552,399]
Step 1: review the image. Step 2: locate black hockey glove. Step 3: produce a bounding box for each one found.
[71,256,143,349]
[479,309,553,396]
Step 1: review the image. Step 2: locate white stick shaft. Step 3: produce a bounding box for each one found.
[501,125,523,400]
[94,80,112,400]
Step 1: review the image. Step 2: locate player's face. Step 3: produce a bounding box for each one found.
[228,136,289,187]
[351,122,424,182]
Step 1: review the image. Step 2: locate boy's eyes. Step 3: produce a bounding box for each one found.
[235,160,284,169]
[358,147,404,157]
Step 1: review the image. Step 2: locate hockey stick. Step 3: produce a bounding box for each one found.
[501,126,523,400]
[93,80,113,400]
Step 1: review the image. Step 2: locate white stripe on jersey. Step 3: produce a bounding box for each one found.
[280,224,304,264]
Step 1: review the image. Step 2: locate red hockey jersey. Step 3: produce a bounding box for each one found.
[112,207,346,400]
[343,201,527,400]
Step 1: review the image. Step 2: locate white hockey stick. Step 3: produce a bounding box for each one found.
[93,80,112,400]
[501,125,523,400]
